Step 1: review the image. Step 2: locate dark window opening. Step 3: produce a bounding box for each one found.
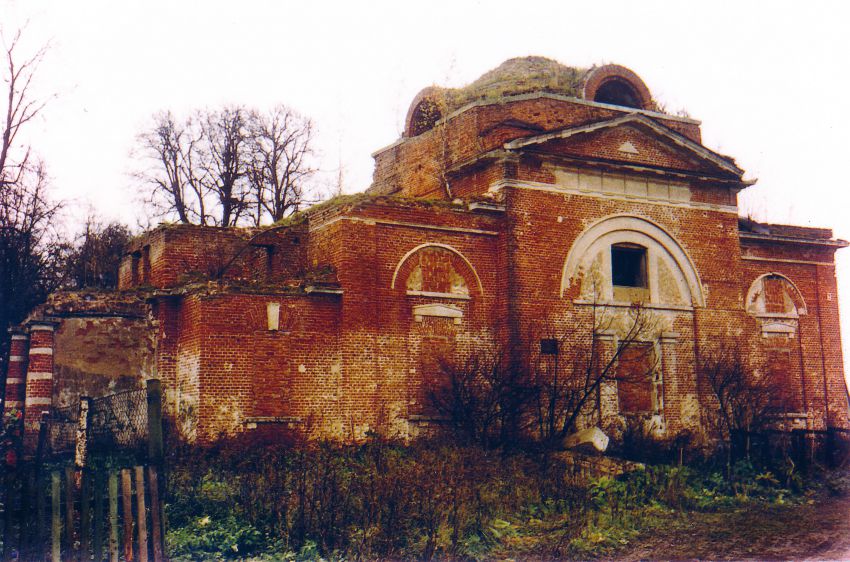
[410,99,442,136]
[612,244,647,288]
[594,79,642,109]
[141,245,151,284]
[130,251,141,285]
[540,339,559,355]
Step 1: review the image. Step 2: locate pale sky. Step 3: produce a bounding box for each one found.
[4,0,850,380]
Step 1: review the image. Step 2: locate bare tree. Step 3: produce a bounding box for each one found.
[425,343,537,449]
[699,344,783,465]
[1,27,65,374]
[65,216,132,289]
[425,303,659,449]
[531,303,658,447]
[135,112,202,224]
[247,105,315,225]
[136,104,315,227]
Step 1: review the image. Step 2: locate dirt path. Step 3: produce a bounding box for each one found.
[611,494,850,561]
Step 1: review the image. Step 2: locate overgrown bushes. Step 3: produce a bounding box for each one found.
[164,436,589,560]
[163,431,838,560]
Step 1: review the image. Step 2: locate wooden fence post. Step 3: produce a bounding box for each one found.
[1,467,16,562]
[51,471,61,562]
[65,467,76,556]
[135,466,149,562]
[94,470,105,562]
[121,468,134,562]
[148,466,164,562]
[108,472,119,562]
[146,380,163,465]
[81,470,92,559]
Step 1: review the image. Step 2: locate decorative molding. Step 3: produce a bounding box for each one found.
[467,201,506,213]
[560,214,706,307]
[505,113,743,176]
[10,334,28,341]
[28,347,53,355]
[413,303,463,324]
[489,179,738,214]
[304,285,344,295]
[311,215,499,237]
[25,397,52,406]
[391,243,485,295]
[8,355,24,362]
[739,232,848,248]
[406,290,471,301]
[5,378,23,385]
[27,372,53,380]
[741,255,833,267]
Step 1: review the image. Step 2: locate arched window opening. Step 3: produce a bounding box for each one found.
[594,78,642,109]
[409,99,442,136]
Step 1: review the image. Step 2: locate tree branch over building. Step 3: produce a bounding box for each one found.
[1,26,65,372]
[135,105,316,227]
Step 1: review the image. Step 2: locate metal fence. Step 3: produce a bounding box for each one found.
[37,380,163,466]
[88,388,150,457]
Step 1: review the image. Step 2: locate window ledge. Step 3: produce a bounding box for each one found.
[573,299,694,312]
[407,290,471,300]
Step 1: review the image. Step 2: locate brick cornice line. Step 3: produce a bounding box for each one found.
[489,179,739,214]
[310,215,499,237]
[741,255,833,266]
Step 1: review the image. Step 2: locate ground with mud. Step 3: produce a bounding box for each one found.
[609,493,850,561]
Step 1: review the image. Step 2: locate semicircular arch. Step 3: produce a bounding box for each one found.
[391,243,484,296]
[745,272,807,316]
[560,214,705,307]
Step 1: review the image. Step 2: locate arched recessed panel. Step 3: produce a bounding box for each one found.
[391,243,483,296]
[561,215,704,307]
[746,273,807,317]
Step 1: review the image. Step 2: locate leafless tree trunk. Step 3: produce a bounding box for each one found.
[135,104,316,227]
[532,302,659,446]
[247,105,315,225]
[1,27,65,375]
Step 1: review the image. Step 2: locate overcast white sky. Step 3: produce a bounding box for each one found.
[4,0,850,379]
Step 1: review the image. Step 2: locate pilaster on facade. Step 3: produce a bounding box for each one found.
[22,322,57,440]
[3,329,29,414]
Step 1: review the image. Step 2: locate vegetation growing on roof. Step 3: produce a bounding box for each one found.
[435,57,590,115]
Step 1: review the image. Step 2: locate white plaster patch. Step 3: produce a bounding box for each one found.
[618,141,639,154]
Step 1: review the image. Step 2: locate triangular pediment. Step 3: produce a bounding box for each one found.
[504,114,744,178]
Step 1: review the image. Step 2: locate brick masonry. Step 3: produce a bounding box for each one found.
[4,59,849,443]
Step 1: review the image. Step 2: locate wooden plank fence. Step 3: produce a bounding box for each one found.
[1,380,166,560]
[1,463,165,561]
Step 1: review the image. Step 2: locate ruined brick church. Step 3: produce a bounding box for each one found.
[4,57,849,443]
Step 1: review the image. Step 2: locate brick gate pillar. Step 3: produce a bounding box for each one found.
[3,329,29,415]
[22,322,56,443]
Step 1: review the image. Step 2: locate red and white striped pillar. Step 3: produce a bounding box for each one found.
[22,322,56,437]
[3,329,29,414]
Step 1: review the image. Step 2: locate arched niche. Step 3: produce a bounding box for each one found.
[391,243,483,298]
[561,215,705,307]
[745,273,807,338]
